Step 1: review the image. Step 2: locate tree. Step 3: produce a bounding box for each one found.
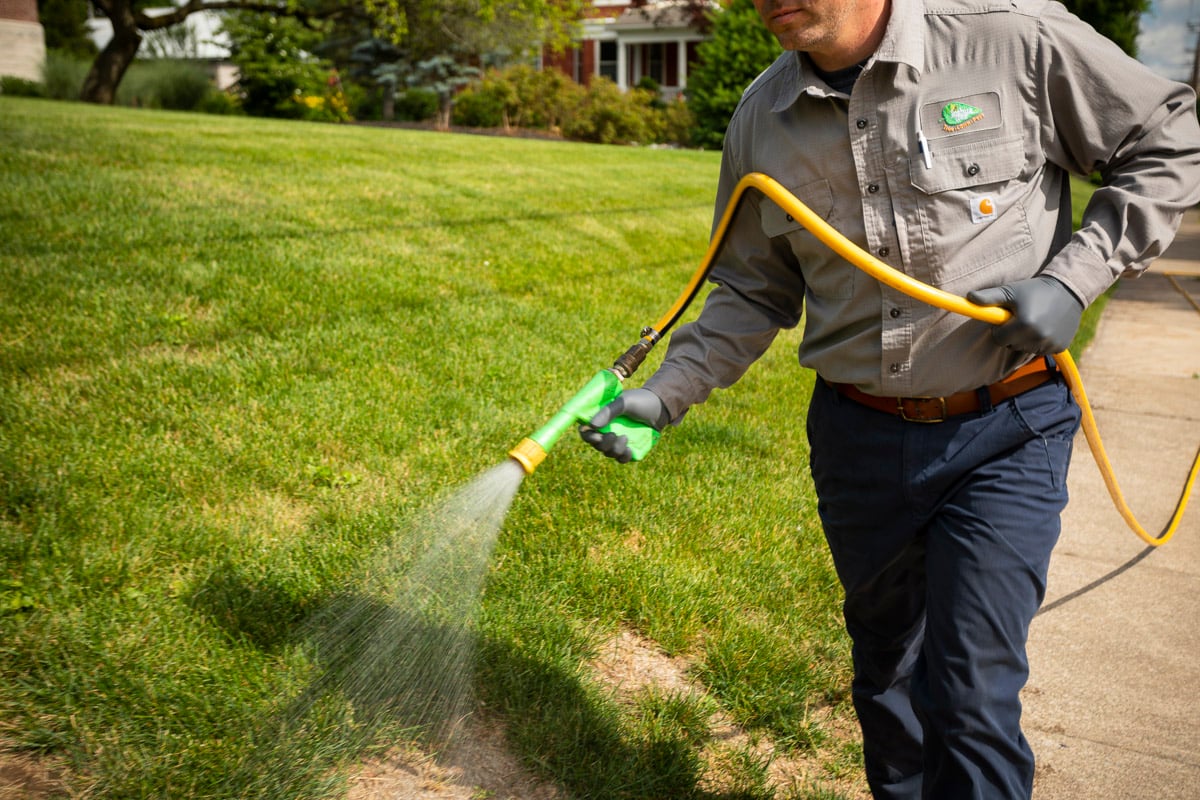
[1060,0,1148,56]
[405,55,480,130]
[81,0,582,107]
[222,11,341,119]
[80,1,363,104]
[345,0,584,123]
[37,0,97,58]
[685,0,781,150]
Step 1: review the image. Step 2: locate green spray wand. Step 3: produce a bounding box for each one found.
[508,335,664,475]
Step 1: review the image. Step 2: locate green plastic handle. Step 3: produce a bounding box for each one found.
[599,416,661,462]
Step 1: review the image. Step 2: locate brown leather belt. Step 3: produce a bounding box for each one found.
[827,357,1059,423]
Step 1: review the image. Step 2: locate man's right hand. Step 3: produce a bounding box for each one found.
[579,388,669,463]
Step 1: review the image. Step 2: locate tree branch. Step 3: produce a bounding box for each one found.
[133,1,352,33]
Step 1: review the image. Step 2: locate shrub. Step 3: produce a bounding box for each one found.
[661,96,696,148]
[117,60,213,110]
[560,78,663,145]
[224,12,341,120]
[503,64,581,130]
[451,79,507,128]
[42,48,89,100]
[197,89,242,115]
[393,88,439,122]
[0,76,45,97]
[686,0,782,149]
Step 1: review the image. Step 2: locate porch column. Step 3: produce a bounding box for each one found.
[617,39,628,90]
[677,39,688,89]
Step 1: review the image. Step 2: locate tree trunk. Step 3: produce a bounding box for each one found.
[80,0,143,104]
[382,85,395,122]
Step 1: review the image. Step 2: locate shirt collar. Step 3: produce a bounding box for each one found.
[770,0,925,112]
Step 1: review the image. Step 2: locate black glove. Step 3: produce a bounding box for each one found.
[967,275,1084,355]
[579,388,669,463]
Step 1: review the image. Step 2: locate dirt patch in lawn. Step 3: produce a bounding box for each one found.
[349,627,868,799]
[592,628,870,799]
[0,748,69,800]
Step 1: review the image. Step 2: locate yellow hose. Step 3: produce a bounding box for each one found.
[671,172,1198,547]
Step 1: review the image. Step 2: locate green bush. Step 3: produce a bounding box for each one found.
[41,48,89,100]
[224,12,342,120]
[499,64,583,130]
[662,96,696,148]
[394,88,439,122]
[197,88,242,115]
[686,0,782,149]
[560,77,663,145]
[117,60,213,110]
[451,80,507,128]
[0,76,45,97]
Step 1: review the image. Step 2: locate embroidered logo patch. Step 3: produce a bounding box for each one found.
[941,101,984,132]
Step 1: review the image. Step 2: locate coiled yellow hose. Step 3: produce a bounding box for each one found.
[657,172,1198,547]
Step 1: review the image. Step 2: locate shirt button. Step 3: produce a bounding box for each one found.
[966,163,981,176]
[889,362,902,374]
[856,118,868,129]
[867,183,880,194]
[877,247,890,258]
[890,307,902,318]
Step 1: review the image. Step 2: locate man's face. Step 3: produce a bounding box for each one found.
[754,0,851,50]
[753,0,884,69]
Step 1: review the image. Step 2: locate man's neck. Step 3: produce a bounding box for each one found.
[808,0,891,72]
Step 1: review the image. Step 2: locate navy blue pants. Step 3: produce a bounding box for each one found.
[806,375,1080,800]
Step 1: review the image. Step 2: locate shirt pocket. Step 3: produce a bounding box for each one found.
[909,134,1035,286]
[759,178,854,299]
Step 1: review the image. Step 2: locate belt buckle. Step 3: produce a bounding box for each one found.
[897,396,947,423]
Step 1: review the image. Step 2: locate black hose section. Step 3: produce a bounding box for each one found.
[610,189,752,379]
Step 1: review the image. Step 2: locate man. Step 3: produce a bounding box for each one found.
[580,0,1200,797]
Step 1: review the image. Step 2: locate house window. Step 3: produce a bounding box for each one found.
[598,40,618,82]
[645,43,665,86]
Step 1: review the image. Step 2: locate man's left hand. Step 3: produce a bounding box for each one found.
[967,275,1084,355]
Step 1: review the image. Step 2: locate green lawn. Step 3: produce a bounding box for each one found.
[0,98,858,799]
[0,98,1103,800]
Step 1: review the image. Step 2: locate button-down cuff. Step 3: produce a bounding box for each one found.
[1042,240,1119,308]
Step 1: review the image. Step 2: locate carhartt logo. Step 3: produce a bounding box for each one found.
[941,101,984,132]
[970,193,997,224]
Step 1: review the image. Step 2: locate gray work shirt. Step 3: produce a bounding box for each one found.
[645,0,1200,418]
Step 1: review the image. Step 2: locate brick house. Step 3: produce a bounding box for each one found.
[543,0,712,101]
[0,0,46,82]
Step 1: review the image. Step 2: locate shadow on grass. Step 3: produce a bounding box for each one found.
[188,567,773,799]
[476,636,776,800]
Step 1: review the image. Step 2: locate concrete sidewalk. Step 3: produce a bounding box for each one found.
[1024,213,1200,799]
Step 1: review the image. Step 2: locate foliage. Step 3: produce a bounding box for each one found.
[452,64,584,130]
[0,77,46,98]
[41,48,90,100]
[450,80,508,128]
[450,66,695,146]
[222,12,349,122]
[685,0,782,150]
[404,54,480,130]
[362,0,584,60]
[117,60,215,111]
[36,0,97,59]
[1061,0,1149,56]
[391,88,437,121]
[661,96,696,148]
[561,77,664,146]
[196,88,243,115]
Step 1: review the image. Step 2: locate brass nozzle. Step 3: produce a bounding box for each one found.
[508,437,548,475]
